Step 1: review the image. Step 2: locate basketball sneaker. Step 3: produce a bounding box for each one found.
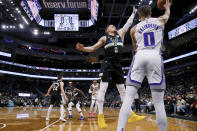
[88,113,91,118]
[98,114,107,129]
[60,117,67,122]
[128,111,145,123]
[78,116,85,120]
[67,115,72,118]
[46,117,49,121]
[92,113,96,118]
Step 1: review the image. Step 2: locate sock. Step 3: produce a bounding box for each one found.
[116,84,126,103]
[97,82,108,114]
[46,105,53,118]
[60,104,65,118]
[117,86,138,131]
[76,103,83,116]
[68,102,73,116]
[80,112,84,117]
[151,89,167,131]
[93,101,98,113]
[90,99,96,113]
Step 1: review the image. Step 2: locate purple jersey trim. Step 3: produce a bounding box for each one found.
[128,56,142,85]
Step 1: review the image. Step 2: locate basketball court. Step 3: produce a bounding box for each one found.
[0,107,196,131]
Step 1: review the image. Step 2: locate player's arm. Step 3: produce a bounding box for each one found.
[76,36,106,52]
[89,85,93,93]
[60,82,69,103]
[158,0,172,26]
[130,26,137,51]
[45,84,54,96]
[118,6,137,40]
[75,88,86,98]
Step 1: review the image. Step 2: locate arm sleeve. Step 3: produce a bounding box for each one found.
[122,13,135,32]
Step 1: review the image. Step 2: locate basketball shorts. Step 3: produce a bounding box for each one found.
[50,94,62,105]
[125,51,166,90]
[100,60,124,84]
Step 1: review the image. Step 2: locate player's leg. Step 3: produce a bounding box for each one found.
[59,96,66,122]
[60,104,66,121]
[89,98,96,118]
[117,55,146,131]
[46,95,55,121]
[97,80,108,128]
[114,61,145,123]
[147,55,167,131]
[76,102,85,120]
[61,94,67,118]
[93,100,98,117]
[67,102,74,118]
[151,89,167,131]
[46,104,53,121]
[117,86,138,131]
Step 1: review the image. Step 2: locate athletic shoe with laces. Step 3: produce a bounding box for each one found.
[78,116,85,120]
[67,115,72,118]
[60,117,67,122]
[88,113,91,118]
[128,111,145,123]
[98,114,107,129]
[46,117,49,121]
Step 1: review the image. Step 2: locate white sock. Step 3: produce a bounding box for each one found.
[60,104,65,118]
[46,105,53,119]
[93,101,98,113]
[151,89,167,131]
[117,86,138,131]
[68,102,73,115]
[80,112,84,117]
[116,84,125,103]
[90,100,96,113]
[97,82,108,114]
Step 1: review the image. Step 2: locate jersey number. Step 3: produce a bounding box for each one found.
[53,83,59,91]
[143,32,155,47]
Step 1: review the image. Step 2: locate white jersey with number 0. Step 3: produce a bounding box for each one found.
[135,17,163,54]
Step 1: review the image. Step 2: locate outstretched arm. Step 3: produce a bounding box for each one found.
[76,36,106,52]
[74,88,86,98]
[159,0,172,27]
[45,84,53,96]
[118,6,137,40]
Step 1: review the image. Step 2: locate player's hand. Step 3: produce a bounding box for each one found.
[132,6,137,14]
[164,0,172,9]
[45,93,49,96]
[76,42,84,51]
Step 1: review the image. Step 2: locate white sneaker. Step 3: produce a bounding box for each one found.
[60,117,66,122]
[46,117,50,121]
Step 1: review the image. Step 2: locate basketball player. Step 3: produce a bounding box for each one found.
[88,80,100,118]
[66,82,87,120]
[76,6,144,128]
[117,0,172,130]
[45,74,68,122]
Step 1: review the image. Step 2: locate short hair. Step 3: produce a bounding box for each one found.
[57,73,63,80]
[138,5,151,17]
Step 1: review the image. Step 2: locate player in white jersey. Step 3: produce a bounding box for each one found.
[88,80,100,118]
[117,1,172,131]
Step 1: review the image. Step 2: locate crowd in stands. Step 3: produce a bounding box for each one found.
[0,67,196,118]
